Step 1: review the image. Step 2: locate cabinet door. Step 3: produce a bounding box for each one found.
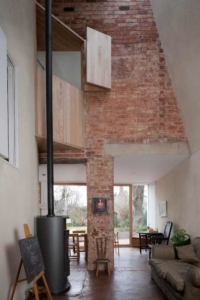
[86,27,111,89]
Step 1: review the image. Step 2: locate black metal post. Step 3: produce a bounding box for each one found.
[45,0,54,216]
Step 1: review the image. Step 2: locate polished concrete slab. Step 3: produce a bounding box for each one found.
[52,248,167,300]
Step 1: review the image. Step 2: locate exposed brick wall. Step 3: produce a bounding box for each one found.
[37,0,187,145]
[87,156,114,270]
[39,149,86,160]
[37,0,187,270]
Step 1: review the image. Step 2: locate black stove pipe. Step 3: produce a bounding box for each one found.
[36,1,70,293]
[45,0,54,217]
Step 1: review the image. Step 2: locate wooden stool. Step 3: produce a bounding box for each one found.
[93,237,110,276]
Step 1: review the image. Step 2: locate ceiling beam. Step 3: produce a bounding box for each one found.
[39,157,87,164]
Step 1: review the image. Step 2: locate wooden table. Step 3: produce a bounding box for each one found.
[137,231,163,254]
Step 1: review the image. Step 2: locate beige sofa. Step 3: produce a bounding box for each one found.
[149,237,200,300]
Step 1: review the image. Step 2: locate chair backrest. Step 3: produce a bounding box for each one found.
[96,237,107,259]
[69,233,79,244]
[114,232,119,243]
[72,230,86,233]
[163,221,173,240]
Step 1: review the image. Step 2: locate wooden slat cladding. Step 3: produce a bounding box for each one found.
[36,67,85,151]
[36,2,84,51]
[36,67,46,137]
[86,27,111,89]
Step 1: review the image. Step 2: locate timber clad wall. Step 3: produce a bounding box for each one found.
[36,67,85,148]
[38,0,187,270]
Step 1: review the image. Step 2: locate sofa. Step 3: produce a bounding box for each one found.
[149,237,200,300]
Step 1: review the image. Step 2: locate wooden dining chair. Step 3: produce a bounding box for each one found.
[114,232,120,255]
[151,221,173,245]
[69,234,80,261]
[72,230,86,253]
[93,237,110,276]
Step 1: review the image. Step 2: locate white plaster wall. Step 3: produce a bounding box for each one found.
[0,1,38,299]
[150,0,200,153]
[155,149,200,239]
[39,164,86,183]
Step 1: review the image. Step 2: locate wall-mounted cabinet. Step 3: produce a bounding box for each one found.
[36,2,111,92]
[86,27,111,90]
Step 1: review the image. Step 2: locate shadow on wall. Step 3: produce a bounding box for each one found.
[6,229,27,300]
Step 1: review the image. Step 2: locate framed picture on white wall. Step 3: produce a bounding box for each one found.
[159,201,167,217]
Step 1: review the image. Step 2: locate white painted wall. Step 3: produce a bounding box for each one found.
[39,164,86,183]
[149,0,200,243]
[0,1,38,299]
[37,51,81,89]
[155,149,200,239]
[150,0,200,153]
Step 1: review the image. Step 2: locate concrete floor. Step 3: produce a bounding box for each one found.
[53,248,168,300]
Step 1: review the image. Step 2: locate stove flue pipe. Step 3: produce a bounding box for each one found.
[45,0,54,217]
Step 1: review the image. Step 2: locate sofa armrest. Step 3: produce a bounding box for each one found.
[183,266,200,300]
[151,245,175,260]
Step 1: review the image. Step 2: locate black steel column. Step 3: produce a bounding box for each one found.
[45,0,54,217]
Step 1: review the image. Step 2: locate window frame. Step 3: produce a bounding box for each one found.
[7,51,19,168]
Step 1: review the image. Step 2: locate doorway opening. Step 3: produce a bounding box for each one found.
[114,185,132,246]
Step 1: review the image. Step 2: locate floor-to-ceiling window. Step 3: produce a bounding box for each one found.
[114,184,148,246]
[114,185,132,245]
[132,185,148,236]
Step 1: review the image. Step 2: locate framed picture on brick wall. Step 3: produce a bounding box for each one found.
[92,198,108,214]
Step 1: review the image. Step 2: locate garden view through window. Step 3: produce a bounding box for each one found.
[114,185,148,245]
[54,185,87,231]
[53,184,148,240]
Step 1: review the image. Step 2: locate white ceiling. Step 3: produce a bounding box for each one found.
[114,154,189,184]
[39,154,190,184]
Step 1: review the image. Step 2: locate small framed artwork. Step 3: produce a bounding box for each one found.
[159,201,167,217]
[92,198,108,214]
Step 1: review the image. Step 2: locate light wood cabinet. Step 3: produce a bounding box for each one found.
[35,67,85,151]
[86,27,111,90]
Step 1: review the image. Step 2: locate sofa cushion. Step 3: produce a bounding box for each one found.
[165,264,192,291]
[149,259,167,268]
[154,260,184,279]
[176,244,199,263]
[151,245,175,260]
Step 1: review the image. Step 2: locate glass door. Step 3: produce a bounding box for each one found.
[114,185,132,246]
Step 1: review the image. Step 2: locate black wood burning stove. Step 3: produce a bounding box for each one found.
[36,216,70,294]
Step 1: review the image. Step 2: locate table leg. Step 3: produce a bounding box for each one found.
[145,234,148,251]
[139,233,142,254]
